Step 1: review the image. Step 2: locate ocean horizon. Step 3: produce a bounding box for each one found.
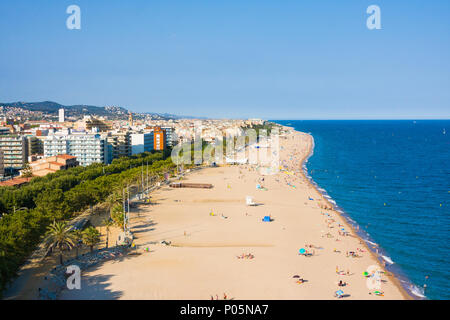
[274,120,450,300]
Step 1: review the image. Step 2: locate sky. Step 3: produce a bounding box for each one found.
[0,0,449,119]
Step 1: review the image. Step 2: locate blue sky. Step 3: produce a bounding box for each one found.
[0,0,449,119]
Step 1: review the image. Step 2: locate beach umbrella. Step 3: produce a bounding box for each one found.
[299,248,306,255]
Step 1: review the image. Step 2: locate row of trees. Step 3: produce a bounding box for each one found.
[45,221,101,265]
[0,149,175,295]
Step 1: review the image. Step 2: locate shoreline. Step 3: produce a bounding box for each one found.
[285,125,414,300]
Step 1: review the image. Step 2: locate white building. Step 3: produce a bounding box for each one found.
[44,133,108,166]
[131,132,154,155]
[161,126,175,147]
[58,108,65,123]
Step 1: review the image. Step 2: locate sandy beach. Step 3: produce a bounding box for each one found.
[59,129,409,300]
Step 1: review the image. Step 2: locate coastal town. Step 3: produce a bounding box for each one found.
[0,102,264,184]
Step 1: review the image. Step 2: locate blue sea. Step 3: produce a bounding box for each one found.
[274,120,450,300]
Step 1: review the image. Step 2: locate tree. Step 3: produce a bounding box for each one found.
[82,227,101,253]
[72,229,83,258]
[102,218,114,249]
[106,192,122,219]
[44,221,76,265]
[21,163,33,178]
[111,204,125,229]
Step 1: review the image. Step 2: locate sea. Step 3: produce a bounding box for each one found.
[273,120,450,300]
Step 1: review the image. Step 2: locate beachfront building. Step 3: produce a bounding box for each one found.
[161,126,175,147]
[131,132,154,155]
[21,154,79,177]
[153,127,165,151]
[106,130,132,159]
[0,135,28,170]
[44,133,108,166]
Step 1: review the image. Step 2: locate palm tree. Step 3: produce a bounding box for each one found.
[82,227,101,253]
[72,229,84,258]
[111,204,125,229]
[44,221,76,265]
[106,192,123,218]
[102,218,114,249]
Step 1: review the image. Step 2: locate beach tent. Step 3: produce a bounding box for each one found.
[335,290,344,298]
[262,216,271,222]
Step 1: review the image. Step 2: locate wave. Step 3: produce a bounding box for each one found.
[410,285,426,298]
[382,255,394,265]
[367,240,378,247]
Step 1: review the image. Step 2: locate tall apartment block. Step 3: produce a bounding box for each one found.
[26,136,44,156]
[58,108,65,123]
[106,131,131,159]
[153,127,166,151]
[0,150,4,179]
[0,135,29,171]
[161,126,175,147]
[131,132,154,155]
[44,133,108,166]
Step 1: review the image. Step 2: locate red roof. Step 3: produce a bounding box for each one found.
[0,177,33,187]
[56,154,77,160]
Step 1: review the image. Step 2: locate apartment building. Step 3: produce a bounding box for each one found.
[0,127,11,136]
[161,126,175,147]
[0,150,4,178]
[106,130,131,159]
[153,127,165,151]
[0,135,28,170]
[44,133,108,166]
[131,132,154,155]
[26,136,43,156]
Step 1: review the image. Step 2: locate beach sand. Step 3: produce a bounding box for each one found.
[59,130,408,300]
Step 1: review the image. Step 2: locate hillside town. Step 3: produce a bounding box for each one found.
[0,105,265,184]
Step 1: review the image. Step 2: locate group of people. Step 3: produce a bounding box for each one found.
[237,253,254,260]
